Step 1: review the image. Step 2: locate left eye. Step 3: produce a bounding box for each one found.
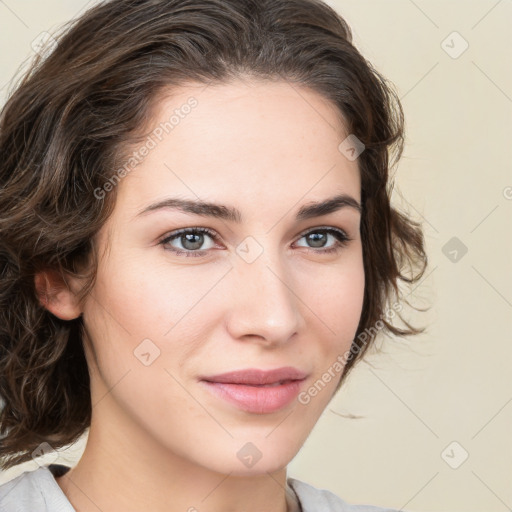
[159,227,351,258]
[295,228,350,253]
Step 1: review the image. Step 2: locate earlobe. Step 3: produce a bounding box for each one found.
[34,269,83,320]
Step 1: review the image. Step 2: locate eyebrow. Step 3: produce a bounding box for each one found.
[135,193,362,222]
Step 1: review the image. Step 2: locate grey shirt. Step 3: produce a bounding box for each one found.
[0,464,402,511]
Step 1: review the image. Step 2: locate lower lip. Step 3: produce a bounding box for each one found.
[200,379,305,414]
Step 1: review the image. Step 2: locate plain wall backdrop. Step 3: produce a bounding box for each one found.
[0,1,511,511]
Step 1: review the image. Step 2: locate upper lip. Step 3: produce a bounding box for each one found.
[200,367,308,385]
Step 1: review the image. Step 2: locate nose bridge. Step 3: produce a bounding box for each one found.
[226,242,303,343]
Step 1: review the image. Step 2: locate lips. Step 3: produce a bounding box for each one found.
[199,367,309,413]
[200,367,308,386]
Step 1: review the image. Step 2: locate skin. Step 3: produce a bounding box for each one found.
[36,78,365,512]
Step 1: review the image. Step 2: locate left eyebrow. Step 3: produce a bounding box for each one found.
[296,194,362,220]
[134,193,362,222]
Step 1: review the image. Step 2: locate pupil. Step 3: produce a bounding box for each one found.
[183,233,203,250]
[308,233,326,248]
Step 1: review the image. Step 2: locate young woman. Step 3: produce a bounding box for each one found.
[0,1,427,510]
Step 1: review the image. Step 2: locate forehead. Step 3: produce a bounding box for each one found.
[115,79,361,218]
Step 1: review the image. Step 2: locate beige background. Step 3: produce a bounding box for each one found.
[1,1,511,511]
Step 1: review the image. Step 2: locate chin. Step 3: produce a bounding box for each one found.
[197,441,296,478]
[226,460,289,478]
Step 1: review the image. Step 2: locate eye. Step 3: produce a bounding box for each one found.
[159,227,219,258]
[159,226,352,258]
[295,227,351,254]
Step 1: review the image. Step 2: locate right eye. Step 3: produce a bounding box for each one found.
[159,227,220,258]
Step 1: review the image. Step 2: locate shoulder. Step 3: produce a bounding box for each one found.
[0,465,75,512]
[287,477,403,512]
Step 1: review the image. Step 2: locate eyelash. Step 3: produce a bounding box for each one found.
[158,226,352,258]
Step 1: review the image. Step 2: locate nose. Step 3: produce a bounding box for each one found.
[224,253,305,347]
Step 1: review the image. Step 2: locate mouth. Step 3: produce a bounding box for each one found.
[199,376,307,414]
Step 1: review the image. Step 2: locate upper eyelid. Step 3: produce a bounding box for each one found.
[298,225,349,237]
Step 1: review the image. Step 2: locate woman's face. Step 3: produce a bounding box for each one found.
[79,78,365,476]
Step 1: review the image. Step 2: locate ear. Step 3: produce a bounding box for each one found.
[34,269,83,320]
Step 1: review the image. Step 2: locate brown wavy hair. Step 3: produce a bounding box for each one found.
[0,0,428,470]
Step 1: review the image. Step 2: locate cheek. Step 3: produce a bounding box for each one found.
[81,263,194,421]
[87,255,178,337]
[303,253,365,343]
[80,256,171,383]
[81,254,224,381]
[295,262,365,409]
[112,256,227,325]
